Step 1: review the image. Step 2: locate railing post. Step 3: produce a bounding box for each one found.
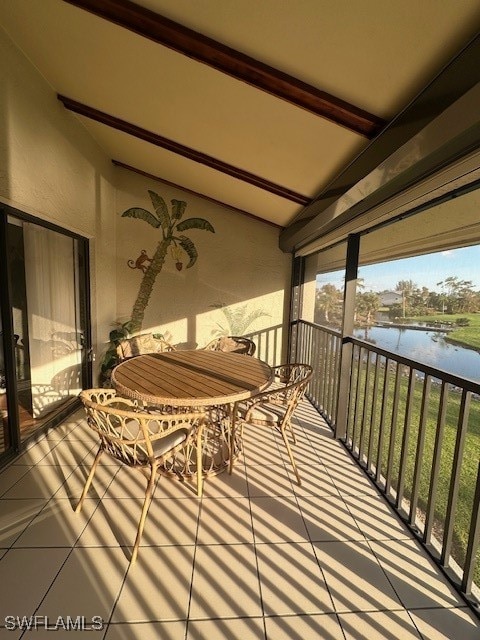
[335,234,359,440]
[462,460,480,596]
[441,390,471,567]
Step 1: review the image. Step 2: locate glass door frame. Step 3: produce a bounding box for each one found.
[0,203,92,461]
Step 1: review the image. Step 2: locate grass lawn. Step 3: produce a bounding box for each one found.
[347,358,480,586]
[411,313,480,351]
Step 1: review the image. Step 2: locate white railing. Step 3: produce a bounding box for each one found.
[246,324,284,366]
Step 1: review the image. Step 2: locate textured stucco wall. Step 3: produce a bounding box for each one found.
[115,169,291,364]
[0,28,117,373]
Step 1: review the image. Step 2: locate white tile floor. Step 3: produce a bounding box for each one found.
[0,400,478,639]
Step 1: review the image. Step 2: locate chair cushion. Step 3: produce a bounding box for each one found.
[119,420,189,462]
[244,403,286,426]
[218,336,241,352]
[204,336,237,352]
[152,337,173,353]
[119,333,156,358]
[152,428,189,458]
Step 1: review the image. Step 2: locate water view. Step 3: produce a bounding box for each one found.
[353,325,480,382]
[316,245,480,383]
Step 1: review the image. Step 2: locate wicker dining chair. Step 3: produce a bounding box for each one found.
[116,333,176,361]
[77,389,205,564]
[230,363,313,485]
[202,335,256,356]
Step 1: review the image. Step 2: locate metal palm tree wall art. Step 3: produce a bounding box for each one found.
[123,190,215,331]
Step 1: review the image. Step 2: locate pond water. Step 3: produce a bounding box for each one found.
[353,326,480,382]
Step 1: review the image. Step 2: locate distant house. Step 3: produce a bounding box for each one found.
[379,291,403,306]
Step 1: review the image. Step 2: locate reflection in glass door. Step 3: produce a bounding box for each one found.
[0,314,11,455]
[0,207,91,453]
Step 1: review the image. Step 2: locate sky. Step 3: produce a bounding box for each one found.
[316,244,480,292]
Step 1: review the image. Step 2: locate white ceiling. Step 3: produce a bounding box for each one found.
[1,0,480,229]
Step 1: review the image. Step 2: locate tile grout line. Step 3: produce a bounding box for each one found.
[184,472,206,640]
[287,422,341,625]
[20,439,123,639]
[247,456,269,640]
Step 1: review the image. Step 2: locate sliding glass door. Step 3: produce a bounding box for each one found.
[0,205,91,457]
[0,312,11,455]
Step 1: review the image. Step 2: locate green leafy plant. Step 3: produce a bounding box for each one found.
[123,191,215,331]
[99,319,135,386]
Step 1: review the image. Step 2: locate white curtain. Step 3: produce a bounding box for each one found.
[23,223,82,417]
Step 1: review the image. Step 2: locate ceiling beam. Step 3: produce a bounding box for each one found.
[58,95,311,205]
[112,160,283,229]
[63,0,385,138]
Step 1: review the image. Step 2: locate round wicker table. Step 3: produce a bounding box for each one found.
[111,350,273,476]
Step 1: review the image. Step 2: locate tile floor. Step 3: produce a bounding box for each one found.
[0,400,478,639]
